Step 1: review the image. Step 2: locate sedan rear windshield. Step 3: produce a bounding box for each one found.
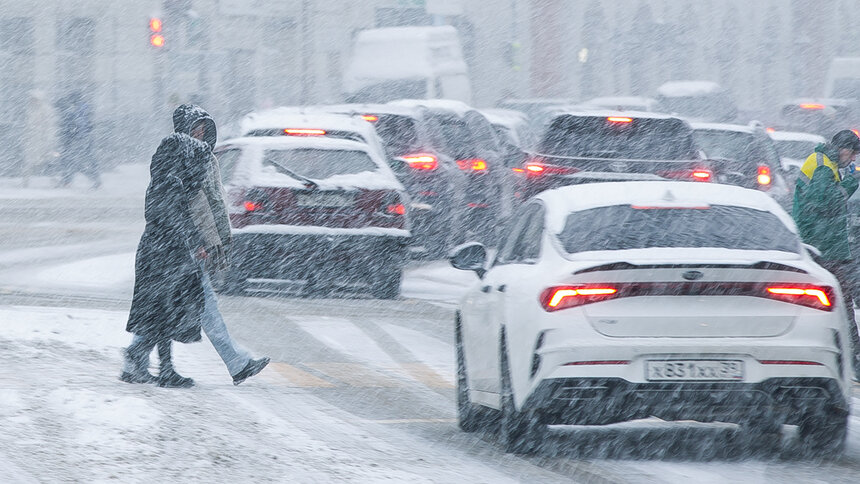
[773,139,817,160]
[263,149,377,179]
[540,116,696,160]
[373,114,420,155]
[558,205,799,254]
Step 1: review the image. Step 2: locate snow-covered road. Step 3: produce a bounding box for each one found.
[2,167,860,482]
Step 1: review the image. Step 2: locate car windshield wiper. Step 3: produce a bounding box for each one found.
[266,161,319,190]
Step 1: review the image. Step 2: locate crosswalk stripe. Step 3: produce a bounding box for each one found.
[305,362,402,388]
[398,362,454,389]
[267,362,335,387]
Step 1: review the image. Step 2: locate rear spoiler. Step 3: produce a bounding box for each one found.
[574,261,808,275]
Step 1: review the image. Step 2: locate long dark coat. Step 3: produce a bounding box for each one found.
[126,132,212,342]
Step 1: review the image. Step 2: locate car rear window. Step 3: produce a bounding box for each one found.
[427,114,480,159]
[263,149,377,179]
[540,116,696,160]
[373,114,420,154]
[693,130,777,172]
[558,205,799,254]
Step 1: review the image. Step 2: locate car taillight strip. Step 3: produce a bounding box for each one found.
[758,360,823,366]
[564,360,630,366]
[540,282,835,312]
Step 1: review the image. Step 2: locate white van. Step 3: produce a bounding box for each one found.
[343,26,472,104]
[824,57,860,99]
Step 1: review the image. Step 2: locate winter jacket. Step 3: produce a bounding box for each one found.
[126,127,212,343]
[172,104,232,265]
[791,143,859,261]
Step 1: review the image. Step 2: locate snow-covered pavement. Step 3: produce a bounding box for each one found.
[3,166,860,482]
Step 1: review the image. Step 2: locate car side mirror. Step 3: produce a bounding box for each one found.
[803,243,822,259]
[449,242,487,278]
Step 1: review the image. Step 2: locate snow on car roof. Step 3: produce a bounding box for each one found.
[580,96,658,109]
[549,109,681,121]
[769,131,826,143]
[480,108,528,126]
[538,181,795,234]
[657,80,723,97]
[388,98,474,115]
[239,109,374,136]
[689,122,758,134]
[218,136,403,191]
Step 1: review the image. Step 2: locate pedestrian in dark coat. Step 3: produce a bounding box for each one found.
[55,91,100,188]
[122,104,269,387]
[121,126,211,387]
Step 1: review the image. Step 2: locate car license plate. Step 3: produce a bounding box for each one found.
[646,360,743,381]
[297,192,353,207]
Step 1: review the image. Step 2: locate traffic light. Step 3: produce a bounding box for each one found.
[149,17,165,48]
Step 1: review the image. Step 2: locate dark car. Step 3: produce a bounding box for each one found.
[691,122,792,209]
[214,136,411,299]
[313,104,469,256]
[389,99,512,245]
[516,110,707,201]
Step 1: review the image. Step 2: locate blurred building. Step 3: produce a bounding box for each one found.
[0,0,856,174]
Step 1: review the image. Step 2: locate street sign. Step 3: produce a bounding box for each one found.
[426,0,463,15]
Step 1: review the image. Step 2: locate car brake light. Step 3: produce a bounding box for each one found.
[853,129,860,138]
[564,360,630,366]
[401,153,438,171]
[758,360,823,366]
[757,165,772,186]
[386,204,406,215]
[540,286,618,312]
[457,159,487,171]
[243,201,263,212]
[284,128,326,136]
[691,169,712,181]
[659,169,712,182]
[361,114,379,122]
[524,161,578,177]
[766,127,776,133]
[765,285,833,311]
[607,116,633,123]
[799,103,825,110]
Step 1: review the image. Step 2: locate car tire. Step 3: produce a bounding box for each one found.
[455,317,482,433]
[798,410,848,457]
[499,332,545,454]
[371,267,401,299]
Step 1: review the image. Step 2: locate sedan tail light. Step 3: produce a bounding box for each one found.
[539,282,835,312]
[401,153,438,171]
[243,200,263,212]
[456,159,488,171]
[540,286,618,312]
[757,165,772,188]
[766,285,833,311]
[659,168,712,182]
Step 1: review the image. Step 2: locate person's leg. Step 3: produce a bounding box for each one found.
[199,269,253,376]
[156,339,194,388]
[121,334,157,383]
[822,261,860,379]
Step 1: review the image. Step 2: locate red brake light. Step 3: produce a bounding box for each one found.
[765,285,833,311]
[766,127,776,133]
[659,168,712,182]
[691,169,712,181]
[284,128,326,136]
[799,103,826,110]
[149,18,163,32]
[540,286,618,312]
[853,129,860,138]
[457,159,488,171]
[386,204,406,215]
[607,116,633,123]
[361,114,379,122]
[757,165,772,186]
[401,153,438,171]
[150,34,165,48]
[243,201,263,212]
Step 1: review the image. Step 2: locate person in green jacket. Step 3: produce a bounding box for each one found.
[792,129,860,379]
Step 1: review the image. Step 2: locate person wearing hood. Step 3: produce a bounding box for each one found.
[122,104,269,388]
[792,129,860,379]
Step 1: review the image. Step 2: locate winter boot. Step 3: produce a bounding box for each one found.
[158,368,195,388]
[232,357,271,385]
[120,347,157,384]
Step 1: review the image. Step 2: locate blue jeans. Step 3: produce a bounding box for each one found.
[125,268,251,377]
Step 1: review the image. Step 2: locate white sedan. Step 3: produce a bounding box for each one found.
[450,181,853,455]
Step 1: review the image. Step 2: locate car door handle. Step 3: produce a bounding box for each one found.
[496,285,506,292]
[481,285,492,293]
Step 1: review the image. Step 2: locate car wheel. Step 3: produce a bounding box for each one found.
[499,332,545,454]
[798,410,848,457]
[455,317,482,432]
[371,267,401,299]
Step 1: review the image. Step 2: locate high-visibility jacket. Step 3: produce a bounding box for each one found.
[791,145,858,260]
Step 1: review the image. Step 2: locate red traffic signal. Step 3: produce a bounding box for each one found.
[149,17,164,48]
